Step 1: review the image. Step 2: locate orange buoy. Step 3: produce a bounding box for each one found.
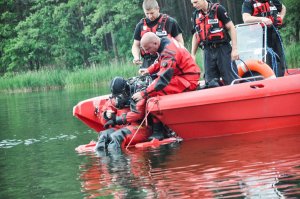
[238,60,276,79]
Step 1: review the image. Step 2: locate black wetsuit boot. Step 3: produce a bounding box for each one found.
[148,122,165,141]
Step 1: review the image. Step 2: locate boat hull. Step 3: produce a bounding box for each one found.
[147,74,300,139]
[73,73,300,139]
[73,94,110,132]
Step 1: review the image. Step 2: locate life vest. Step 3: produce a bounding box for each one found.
[251,0,282,27]
[140,14,170,59]
[140,14,170,38]
[194,3,228,47]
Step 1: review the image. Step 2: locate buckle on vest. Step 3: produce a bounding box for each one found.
[156,31,167,37]
[210,28,223,34]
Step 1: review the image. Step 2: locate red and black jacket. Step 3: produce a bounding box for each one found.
[145,37,200,96]
[100,97,146,126]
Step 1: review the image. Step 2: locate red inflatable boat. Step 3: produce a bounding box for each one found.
[73,69,300,141]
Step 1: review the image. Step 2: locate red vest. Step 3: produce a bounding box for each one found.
[140,14,171,58]
[252,0,281,27]
[140,14,170,38]
[194,3,227,47]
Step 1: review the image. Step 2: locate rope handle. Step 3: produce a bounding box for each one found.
[126,99,159,150]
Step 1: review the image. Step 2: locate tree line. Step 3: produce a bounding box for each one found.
[0,0,298,76]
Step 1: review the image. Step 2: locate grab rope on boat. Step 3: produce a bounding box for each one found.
[271,25,287,75]
[125,98,159,150]
[267,47,279,76]
[231,60,244,79]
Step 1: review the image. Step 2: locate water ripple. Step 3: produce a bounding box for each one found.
[0,134,77,149]
[0,139,23,148]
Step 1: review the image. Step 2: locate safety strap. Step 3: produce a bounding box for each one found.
[157,14,168,32]
[208,3,219,19]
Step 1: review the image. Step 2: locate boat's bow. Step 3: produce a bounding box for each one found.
[73,95,110,132]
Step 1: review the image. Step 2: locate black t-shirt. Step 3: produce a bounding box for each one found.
[242,0,283,15]
[191,3,231,35]
[133,14,183,41]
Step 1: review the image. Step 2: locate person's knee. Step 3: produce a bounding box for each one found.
[108,128,131,150]
[95,128,115,151]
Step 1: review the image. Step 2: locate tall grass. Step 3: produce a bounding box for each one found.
[65,63,138,88]
[285,43,300,69]
[0,70,67,92]
[0,63,138,92]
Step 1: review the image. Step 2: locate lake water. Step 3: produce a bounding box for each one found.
[0,88,300,198]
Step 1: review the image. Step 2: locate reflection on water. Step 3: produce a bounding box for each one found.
[78,128,300,198]
[0,89,299,198]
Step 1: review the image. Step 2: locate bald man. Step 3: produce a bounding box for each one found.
[140,31,161,55]
[133,32,200,99]
[132,32,201,140]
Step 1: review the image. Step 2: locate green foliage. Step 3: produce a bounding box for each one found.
[285,43,300,68]
[81,0,143,63]
[65,63,138,88]
[0,0,298,78]
[0,0,143,75]
[281,0,299,44]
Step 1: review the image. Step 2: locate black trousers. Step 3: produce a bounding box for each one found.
[203,43,238,85]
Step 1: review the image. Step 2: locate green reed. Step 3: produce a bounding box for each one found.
[0,70,67,92]
[0,63,138,92]
[65,63,138,88]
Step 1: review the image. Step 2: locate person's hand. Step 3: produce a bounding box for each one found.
[104,120,115,129]
[139,68,149,76]
[105,110,115,119]
[231,48,239,61]
[132,92,143,102]
[277,15,283,26]
[261,17,273,26]
[133,58,142,65]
